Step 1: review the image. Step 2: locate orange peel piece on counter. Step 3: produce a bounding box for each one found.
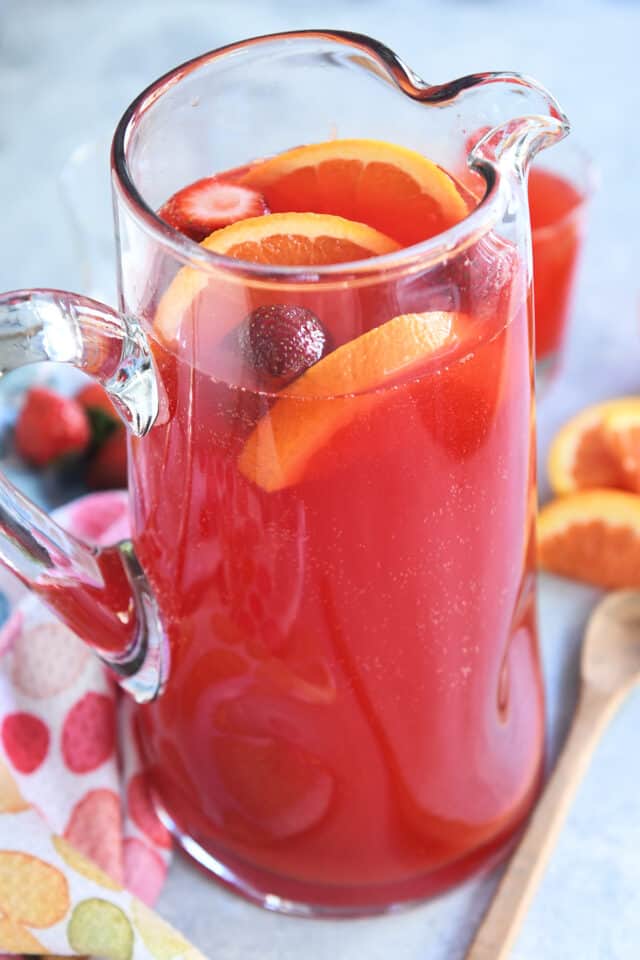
[602,402,640,493]
[548,397,640,495]
[538,489,640,589]
[238,311,458,492]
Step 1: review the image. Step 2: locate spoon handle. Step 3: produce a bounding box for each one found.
[465,685,618,960]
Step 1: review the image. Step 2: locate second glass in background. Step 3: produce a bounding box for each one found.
[530,142,593,387]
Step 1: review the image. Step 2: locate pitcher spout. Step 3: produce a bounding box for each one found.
[463,73,570,181]
[297,32,569,183]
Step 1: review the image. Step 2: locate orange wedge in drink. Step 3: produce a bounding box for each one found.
[241,139,469,246]
[538,489,640,589]
[238,311,458,492]
[202,211,400,264]
[154,212,399,342]
[548,397,640,495]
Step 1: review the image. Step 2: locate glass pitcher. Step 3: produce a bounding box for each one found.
[0,31,568,915]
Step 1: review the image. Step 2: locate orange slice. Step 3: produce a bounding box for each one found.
[154,212,399,342]
[538,489,640,589]
[548,397,640,495]
[241,139,469,246]
[238,311,457,492]
[202,211,400,264]
[602,403,640,492]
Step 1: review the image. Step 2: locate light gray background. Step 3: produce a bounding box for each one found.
[2,1,640,957]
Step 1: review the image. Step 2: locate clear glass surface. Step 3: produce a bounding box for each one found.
[110,31,567,913]
[0,30,569,914]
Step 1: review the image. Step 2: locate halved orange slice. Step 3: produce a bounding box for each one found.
[202,211,399,264]
[154,212,399,342]
[602,403,640,493]
[538,489,640,589]
[240,139,469,246]
[238,311,457,492]
[548,397,640,495]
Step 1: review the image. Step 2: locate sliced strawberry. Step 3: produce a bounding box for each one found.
[15,387,90,467]
[159,178,269,241]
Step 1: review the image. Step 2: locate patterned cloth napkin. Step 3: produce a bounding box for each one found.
[0,491,204,959]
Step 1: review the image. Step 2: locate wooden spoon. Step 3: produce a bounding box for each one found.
[466,590,640,960]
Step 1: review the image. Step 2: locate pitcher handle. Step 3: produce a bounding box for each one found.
[0,288,167,702]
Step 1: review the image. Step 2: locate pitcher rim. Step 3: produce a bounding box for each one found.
[111,29,518,287]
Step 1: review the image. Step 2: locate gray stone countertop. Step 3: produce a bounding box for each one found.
[2,0,640,957]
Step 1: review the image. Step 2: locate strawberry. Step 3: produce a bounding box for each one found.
[76,382,118,419]
[76,382,120,446]
[240,304,328,385]
[86,428,128,490]
[76,383,128,489]
[15,387,90,467]
[159,177,269,241]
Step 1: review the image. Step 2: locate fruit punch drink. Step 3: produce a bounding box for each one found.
[461,133,587,374]
[529,163,588,367]
[0,31,563,916]
[122,135,543,912]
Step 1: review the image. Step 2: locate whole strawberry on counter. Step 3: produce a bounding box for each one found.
[76,383,128,489]
[14,382,128,489]
[15,387,90,467]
